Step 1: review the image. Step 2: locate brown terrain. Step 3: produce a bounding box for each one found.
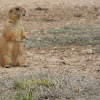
[0,0,100,100]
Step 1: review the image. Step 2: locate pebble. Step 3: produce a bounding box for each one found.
[80,49,94,54]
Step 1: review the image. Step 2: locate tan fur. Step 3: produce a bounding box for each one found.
[0,6,27,67]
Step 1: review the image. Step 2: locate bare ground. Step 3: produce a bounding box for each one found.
[0,46,100,79]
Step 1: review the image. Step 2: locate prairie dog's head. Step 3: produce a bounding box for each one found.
[8,6,26,21]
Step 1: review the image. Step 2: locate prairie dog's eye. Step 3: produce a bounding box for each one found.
[16,8,20,10]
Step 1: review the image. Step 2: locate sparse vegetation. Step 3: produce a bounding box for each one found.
[1,68,99,100]
[12,70,100,100]
[1,24,100,100]
[13,76,54,100]
[0,0,100,100]
[24,25,100,47]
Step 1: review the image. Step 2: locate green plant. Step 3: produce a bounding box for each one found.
[19,79,29,90]
[37,78,52,88]
[15,90,35,100]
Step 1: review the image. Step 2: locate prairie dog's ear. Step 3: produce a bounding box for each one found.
[9,10,12,13]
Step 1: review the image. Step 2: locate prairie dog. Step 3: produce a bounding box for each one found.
[0,6,27,67]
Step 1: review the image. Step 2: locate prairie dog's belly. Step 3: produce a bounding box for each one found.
[11,28,21,40]
[20,43,24,50]
[9,42,13,51]
[11,42,24,56]
[5,21,24,55]
[9,22,22,40]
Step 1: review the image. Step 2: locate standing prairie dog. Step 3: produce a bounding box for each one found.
[0,6,28,68]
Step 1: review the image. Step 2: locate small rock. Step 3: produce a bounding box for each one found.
[53,47,57,50]
[41,50,45,54]
[97,69,100,72]
[74,13,82,17]
[45,96,49,99]
[98,16,100,19]
[21,65,29,67]
[80,49,94,54]
[83,68,90,71]
[43,66,48,68]
[35,7,49,11]
[94,7,99,11]
[61,61,66,65]
[51,50,58,53]
[72,48,76,51]
[45,18,56,22]
[59,56,64,60]
[75,87,84,93]
[37,38,41,41]
[61,50,65,52]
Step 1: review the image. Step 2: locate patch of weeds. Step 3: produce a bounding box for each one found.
[77,89,100,99]
[55,46,70,50]
[19,79,29,90]
[13,76,54,100]
[39,28,45,34]
[13,79,29,90]
[1,69,100,100]
[24,25,100,47]
[14,90,36,100]
[13,80,22,89]
[37,78,52,88]
[48,27,67,34]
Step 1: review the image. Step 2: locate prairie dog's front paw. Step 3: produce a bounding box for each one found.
[14,39,23,42]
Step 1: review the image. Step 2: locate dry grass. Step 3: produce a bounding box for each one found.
[0,68,100,100]
[24,25,100,47]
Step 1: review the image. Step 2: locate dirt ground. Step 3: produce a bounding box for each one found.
[0,46,100,79]
[0,0,100,31]
[0,0,100,99]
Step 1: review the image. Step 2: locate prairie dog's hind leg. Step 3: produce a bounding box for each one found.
[1,54,12,68]
[16,53,28,67]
